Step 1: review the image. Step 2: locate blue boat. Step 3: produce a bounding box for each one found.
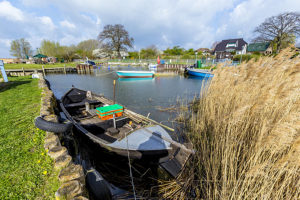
[186,68,214,78]
[116,71,154,78]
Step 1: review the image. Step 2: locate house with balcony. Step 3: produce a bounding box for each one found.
[214,38,247,59]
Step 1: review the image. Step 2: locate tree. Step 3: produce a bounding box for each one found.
[77,39,100,59]
[140,45,159,59]
[211,41,220,51]
[163,46,184,56]
[254,12,300,53]
[10,38,32,59]
[39,40,61,57]
[97,24,134,58]
[61,45,78,62]
[128,51,139,59]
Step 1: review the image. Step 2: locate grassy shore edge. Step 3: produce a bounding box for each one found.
[0,76,59,199]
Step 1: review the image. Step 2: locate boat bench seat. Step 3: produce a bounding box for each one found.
[65,99,101,108]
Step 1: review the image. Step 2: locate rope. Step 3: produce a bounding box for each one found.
[125,127,137,200]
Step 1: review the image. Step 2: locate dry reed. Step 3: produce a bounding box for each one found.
[160,48,300,199]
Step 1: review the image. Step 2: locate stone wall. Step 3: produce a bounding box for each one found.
[38,74,88,200]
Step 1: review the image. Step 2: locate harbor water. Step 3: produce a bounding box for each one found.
[45,66,208,198]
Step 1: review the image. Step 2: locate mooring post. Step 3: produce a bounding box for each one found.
[64,64,66,74]
[42,65,45,76]
[113,113,116,128]
[22,67,25,76]
[113,80,116,104]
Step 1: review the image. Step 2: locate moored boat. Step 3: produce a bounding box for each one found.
[116,71,154,78]
[60,88,193,176]
[185,67,214,78]
[148,64,157,71]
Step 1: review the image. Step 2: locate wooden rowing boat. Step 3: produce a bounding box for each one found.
[60,88,193,176]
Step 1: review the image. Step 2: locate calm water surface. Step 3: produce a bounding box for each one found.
[46,67,206,130]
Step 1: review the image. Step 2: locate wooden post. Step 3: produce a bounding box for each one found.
[64,64,66,74]
[42,65,45,76]
[113,80,116,104]
[22,67,25,76]
[113,113,116,128]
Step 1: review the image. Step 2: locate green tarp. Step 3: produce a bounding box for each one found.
[33,53,47,58]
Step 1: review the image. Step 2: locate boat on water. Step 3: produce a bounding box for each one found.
[185,67,214,78]
[81,57,96,66]
[148,64,157,71]
[60,88,193,176]
[116,71,154,78]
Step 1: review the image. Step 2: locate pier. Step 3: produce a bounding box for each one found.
[157,64,189,71]
[5,66,77,76]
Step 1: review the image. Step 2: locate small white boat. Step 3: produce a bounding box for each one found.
[148,64,157,71]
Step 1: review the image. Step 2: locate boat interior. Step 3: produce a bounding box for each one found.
[62,89,142,144]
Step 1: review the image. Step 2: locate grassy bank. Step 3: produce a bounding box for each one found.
[0,76,59,199]
[161,48,300,199]
[4,63,77,70]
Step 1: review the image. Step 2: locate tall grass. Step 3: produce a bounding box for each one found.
[160,48,300,199]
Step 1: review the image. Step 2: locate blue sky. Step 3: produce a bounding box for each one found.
[0,0,299,57]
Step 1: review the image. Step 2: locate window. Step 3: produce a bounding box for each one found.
[226,42,236,48]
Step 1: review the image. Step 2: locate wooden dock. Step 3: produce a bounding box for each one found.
[157,64,189,71]
[5,66,77,76]
[76,64,94,74]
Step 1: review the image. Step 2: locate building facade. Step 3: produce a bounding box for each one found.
[214,38,247,59]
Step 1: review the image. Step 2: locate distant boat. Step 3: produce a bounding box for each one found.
[185,68,214,78]
[82,57,96,66]
[148,64,157,71]
[116,71,155,78]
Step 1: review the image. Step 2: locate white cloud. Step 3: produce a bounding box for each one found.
[39,16,56,30]
[0,39,10,46]
[0,1,24,21]
[96,17,101,26]
[60,20,76,29]
[1,0,300,57]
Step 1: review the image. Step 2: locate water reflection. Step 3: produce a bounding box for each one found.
[118,78,154,82]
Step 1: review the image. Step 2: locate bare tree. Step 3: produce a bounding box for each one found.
[97,24,134,58]
[211,41,220,51]
[254,12,300,53]
[10,38,32,59]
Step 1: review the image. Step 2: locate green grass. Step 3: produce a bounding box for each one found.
[4,63,77,70]
[0,76,60,199]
